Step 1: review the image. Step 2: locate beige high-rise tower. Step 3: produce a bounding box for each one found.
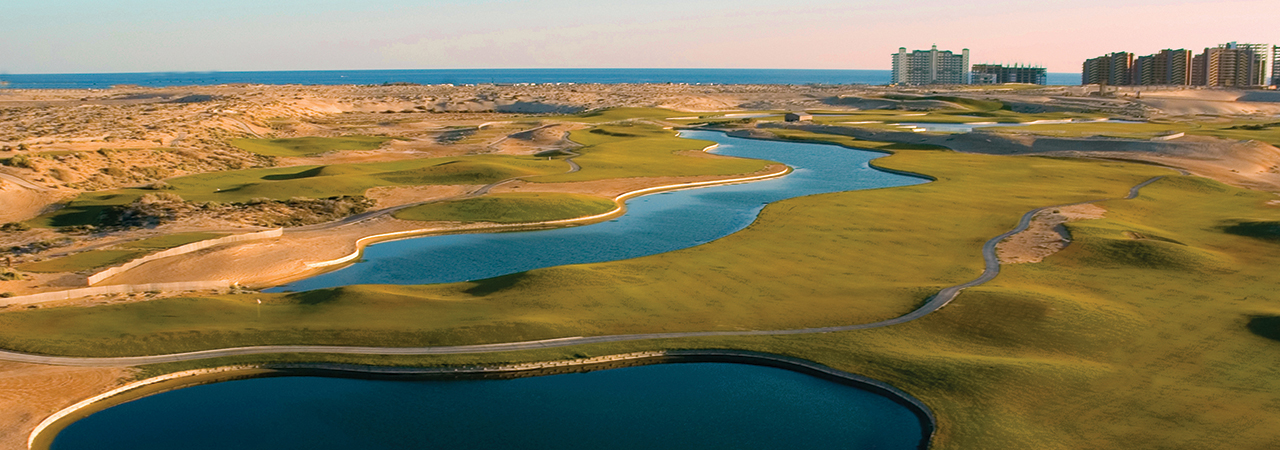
[891,45,970,85]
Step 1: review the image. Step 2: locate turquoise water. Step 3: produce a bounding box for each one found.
[268,130,926,291]
[51,363,925,450]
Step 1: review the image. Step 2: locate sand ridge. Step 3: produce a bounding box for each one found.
[0,362,130,450]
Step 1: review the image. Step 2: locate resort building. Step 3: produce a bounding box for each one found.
[1133,49,1192,85]
[784,112,813,122]
[1274,45,1280,86]
[970,64,1047,85]
[1082,52,1134,85]
[1193,43,1268,87]
[891,45,970,85]
[1230,43,1275,86]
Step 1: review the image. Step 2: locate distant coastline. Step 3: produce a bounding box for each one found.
[0,68,1083,89]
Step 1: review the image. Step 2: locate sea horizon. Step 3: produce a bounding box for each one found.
[0,68,1083,89]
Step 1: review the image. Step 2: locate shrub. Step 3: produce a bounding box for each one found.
[100,167,128,177]
[137,192,184,204]
[2,155,33,169]
[0,292,14,298]
[145,181,174,190]
[1,222,31,233]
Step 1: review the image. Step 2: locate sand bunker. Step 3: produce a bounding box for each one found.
[997,204,1107,264]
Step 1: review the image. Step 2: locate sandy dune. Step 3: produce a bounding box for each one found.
[0,362,129,450]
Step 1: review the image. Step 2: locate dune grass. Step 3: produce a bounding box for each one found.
[16,232,229,273]
[230,136,393,157]
[530,123,773,182]
[393,193,616,224]
[27,155,566,227]
[117,232,228,250]
[566,107,690,123]
[16,250,146,273]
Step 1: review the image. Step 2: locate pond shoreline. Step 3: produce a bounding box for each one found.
[30,349,935,450]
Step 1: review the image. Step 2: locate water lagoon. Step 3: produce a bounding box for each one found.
[52,363,925,450]
[270,130,926,291]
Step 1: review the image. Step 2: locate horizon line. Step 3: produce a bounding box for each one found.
[0,67,1084,77]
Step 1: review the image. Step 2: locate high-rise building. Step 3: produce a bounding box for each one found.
[1232,43,1274,86]
[1082,52,1134,85]
[971,64,1047,85]
[1083,56,1109,85]
[1275,46,1280,86]
[891,45,970,85]
[1193,43,1267,87]
[1134,49,1192,85]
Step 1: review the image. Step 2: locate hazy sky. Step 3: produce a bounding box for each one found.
[3,0,1276,74]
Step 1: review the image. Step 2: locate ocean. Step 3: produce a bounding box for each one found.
[0,68,1081,89]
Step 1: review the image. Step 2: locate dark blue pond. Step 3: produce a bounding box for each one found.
[268,130,924,291]
[52,363,924,450]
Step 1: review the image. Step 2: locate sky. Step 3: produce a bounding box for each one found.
[2,0,1276,74]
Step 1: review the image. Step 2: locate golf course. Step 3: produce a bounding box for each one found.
[4,104,1280,450]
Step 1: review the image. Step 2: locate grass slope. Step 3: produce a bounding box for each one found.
[117,232,228,250]
[17,232,228,273]
[393,193,616,224]
[28,156,565,227]
[130,168,1280,450]
[531,123,772,182]
[230,137,392,157]
[9,121,1280,448]
[17,250,145,273]
[0,136,1171,355]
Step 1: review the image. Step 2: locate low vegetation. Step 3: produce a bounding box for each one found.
[17,250,146,273]
[27,155,565,227]
[566,107,689,124]
[15,232,231,274]
[393,193,616,224]
[229,136,393,157]
[531,123,772,182]
[116,232,228,250]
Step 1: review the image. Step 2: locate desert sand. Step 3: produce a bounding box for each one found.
[0,362,129,450]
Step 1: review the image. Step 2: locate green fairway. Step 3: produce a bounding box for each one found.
[27,155,566,227]
[118,164,1280,450]
[529,123,773,182]
[0,136,1172,356]
[230,136,393,157]
[16,232,228,273]
[8,112,1280,449]
[565,107,690,123]
[393,193,616,224]
[17,250,146,273]
[982,119,1280,145]
[808,110,1108,128]
[117,232,228,250]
